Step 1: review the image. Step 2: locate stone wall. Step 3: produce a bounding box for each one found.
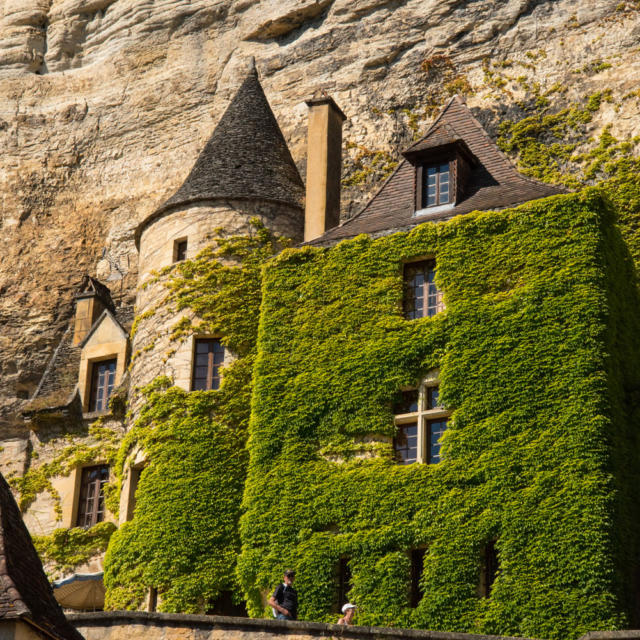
[1,0,638,430]
[69,612,537,640]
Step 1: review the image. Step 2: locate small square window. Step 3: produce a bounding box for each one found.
[88,359,116,412]
[393,381,449,464]
[403,261,444,320]
[76,465,109,528]
[192,339,225,391]
[173,239,188,263]
[422,163,450,207]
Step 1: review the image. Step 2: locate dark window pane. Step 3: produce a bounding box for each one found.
[482,540,499,597]
[426,387,442,409]
[175,240,188,262]
[427,418,447,463]
[336,557,352,612]
[394,390,419,414]
[196,341,210,354]
[410,548,426,607]
[395,422,418,464]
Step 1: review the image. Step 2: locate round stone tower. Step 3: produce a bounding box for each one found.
[129,61,305,412]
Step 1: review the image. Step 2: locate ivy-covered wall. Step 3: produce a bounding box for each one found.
[238,190,640,640]
[103,224,288,613]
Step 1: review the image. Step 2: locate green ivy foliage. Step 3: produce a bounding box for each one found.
[33,521,117,579]
[238,190,640,639]
[103,222,288,613]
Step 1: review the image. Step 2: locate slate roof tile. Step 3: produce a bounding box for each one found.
[137,64,304,245]
[311,96,565,246]
[0,472,84,639]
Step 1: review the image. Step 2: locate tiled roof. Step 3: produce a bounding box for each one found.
[311,96,565,246]
[0,472,84,640]
[136,63,305,245]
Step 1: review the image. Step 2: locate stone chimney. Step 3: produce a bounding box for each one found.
[304,91,346,242]
[73,276,113,345]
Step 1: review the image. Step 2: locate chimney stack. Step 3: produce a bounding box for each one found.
[72,276,112,345]
[304,91,346,242]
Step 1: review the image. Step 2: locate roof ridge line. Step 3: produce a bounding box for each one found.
[455,98,566,191]
[333,158,409,232]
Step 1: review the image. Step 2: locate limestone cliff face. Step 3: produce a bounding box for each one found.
[0,0,638,427]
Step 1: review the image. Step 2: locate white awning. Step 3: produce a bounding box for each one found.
[52,572,105,611]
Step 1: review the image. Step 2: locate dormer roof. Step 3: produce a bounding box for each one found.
[136,63,304,247]
[78,308,128,349]
[311,96,565,246]
[0,472,84,640]
[75,275,114,312]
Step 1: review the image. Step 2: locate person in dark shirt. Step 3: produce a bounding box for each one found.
[268,569,298,620]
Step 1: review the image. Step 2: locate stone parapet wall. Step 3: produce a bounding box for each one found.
[69,612,538,640]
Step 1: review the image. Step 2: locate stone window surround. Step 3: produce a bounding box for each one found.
[393,369,449,464]
[50,461,115,530]
[78,343,127,415]
[120,451,148,523]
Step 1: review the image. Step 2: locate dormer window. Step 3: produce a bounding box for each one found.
[403,138,478,216]
[423,163,450,207]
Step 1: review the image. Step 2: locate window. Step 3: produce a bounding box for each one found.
[480,540,499,598]
[410,548,426,607]
[173,238,188,262]
[125,465,145,521]
[76,465,109,528]
[192,339,225,391]
[403,261,444,319]
[206,591,248,617]
[422,163,450,207]
[393,380,449,464]
[88,359,116,412]
[336,557,352,611]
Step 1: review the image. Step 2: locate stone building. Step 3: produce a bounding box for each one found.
[8,59,640,640]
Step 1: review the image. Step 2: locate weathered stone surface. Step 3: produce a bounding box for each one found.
[70,611,539,640]
[0,0,639,427]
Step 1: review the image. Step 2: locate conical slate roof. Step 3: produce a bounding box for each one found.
[0,473,84,640]
[137,65,304,244]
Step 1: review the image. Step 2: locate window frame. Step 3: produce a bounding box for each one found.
[403,259,445,320]
[75,464,109,529]
[423,162,451,207]
[88,357,117,413]
[191,338,226,391]
[393,376,449,464]
[173,237,188,263]
[416,160,453,211]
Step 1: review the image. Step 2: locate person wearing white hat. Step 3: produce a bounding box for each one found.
[338,602,357,625]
